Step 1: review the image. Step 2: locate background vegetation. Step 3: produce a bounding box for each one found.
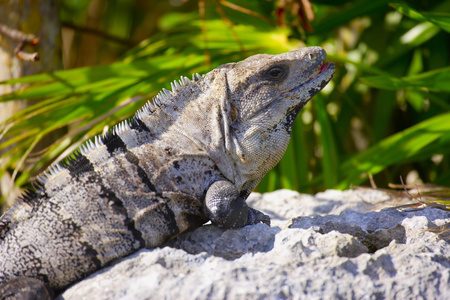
[1,0,449,205]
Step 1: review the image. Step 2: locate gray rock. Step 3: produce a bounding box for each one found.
[59,189,450,300]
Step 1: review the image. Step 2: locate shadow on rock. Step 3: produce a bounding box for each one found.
[166,223,280,260]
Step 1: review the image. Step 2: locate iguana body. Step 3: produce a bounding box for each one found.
[0,47,334,298]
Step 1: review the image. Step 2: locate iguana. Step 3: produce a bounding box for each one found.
[0,47,334,299]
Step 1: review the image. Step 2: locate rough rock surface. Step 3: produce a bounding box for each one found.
[59,189,450,299]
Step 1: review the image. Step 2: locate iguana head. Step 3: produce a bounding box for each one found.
[146,47,334,192]
[219,47,335,189]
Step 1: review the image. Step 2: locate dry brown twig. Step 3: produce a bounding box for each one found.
[0,23,40,62]
[388,176,450,212]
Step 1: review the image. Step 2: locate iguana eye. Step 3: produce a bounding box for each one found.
[265,65,288,81]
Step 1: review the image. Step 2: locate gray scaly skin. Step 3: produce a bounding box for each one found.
[0,47,334,298]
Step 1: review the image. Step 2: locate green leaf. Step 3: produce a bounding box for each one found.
[360,67,450,92]
[313,0,390,34]
[315,95,339,188]
[391,3,450,33]
[337,112,450,189]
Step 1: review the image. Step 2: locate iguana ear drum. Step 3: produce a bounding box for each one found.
[230,104,238,121]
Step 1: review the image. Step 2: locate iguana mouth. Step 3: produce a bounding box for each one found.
[281,61,334,95]
[307,61,334,84]
[319,62,332,74]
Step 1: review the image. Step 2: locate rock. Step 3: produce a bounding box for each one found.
[59,189,450,300]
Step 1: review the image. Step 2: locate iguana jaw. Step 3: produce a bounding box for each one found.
[281,60,335,99]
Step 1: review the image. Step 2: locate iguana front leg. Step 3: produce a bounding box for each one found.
[204,180,270,229]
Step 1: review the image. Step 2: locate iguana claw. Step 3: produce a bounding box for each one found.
[247,208,271,226]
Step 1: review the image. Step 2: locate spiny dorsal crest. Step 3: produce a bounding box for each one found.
[135,73,202,120]
[27,72,204,187]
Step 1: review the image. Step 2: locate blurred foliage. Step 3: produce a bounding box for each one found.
[1,0,450,203]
